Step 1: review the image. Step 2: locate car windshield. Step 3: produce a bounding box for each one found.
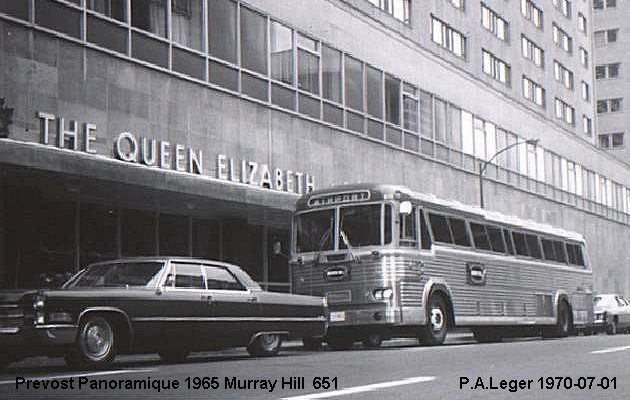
[295,209,335,253]
[593,296,615,307]
[339,204,383,249]
[69,262,164,288]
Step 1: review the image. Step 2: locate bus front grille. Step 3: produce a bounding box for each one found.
[326,290,352,305]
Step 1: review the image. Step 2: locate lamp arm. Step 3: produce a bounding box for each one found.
[480,140,530,175]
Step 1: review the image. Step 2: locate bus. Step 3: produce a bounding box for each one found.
[289,183,593,349]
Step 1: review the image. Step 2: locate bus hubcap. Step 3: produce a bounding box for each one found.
[430,308,444,332]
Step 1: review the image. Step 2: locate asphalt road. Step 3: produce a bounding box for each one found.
[1,332,629,399]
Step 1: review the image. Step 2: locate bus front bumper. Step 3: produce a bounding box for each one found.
[328,306,405,327]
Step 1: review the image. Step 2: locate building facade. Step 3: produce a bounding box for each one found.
[0,0,629,295]
[593,0,630,161]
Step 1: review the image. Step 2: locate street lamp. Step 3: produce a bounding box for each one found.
[479,138,539,209]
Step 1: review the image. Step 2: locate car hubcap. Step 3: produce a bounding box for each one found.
[430,307,444,332]
[260,334,279,350]
[83,321,112,359]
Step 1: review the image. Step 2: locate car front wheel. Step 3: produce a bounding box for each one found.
[66,315,116,369]
[247,333,282,357]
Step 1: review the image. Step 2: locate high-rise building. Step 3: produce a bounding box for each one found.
[0,0,628,294]
[593,0,630,162]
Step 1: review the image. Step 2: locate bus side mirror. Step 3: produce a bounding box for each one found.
[400,201,413,215]
[273,241,282,255]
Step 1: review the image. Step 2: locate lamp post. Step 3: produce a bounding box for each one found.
[479,138,539,209]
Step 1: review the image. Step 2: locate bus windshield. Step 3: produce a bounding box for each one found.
[339,204,382,249]
[295,209,335,253]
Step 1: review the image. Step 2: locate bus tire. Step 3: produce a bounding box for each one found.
[302,337,323,351]
[362,333,382,349]
[543,301,570,338]
[327,335,354,351]
[472,328,502,343]
[418,294,448,346]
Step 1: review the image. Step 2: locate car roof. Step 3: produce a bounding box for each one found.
[88,257,243,271]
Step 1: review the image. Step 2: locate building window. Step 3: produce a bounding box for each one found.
[599,133,625,148]
[297,34,320,95]
[366,66,383,119]
[241,7,268,75]
[522,76,545,107]
[482,49,510,84]
[481,3,509,41]
[208,0,237,64]
[597,98,623,113]
[431,16,466,59]
[385,74,401,125]
[578,13,587,33]
[521,0,543,29]
[553,24,573,53]
[446,0,464,9]
[322,45,342,103]
[171,0,203,50]
[366,0,411,23]
[583,115,592,136]
[345,55,364,112]
[522,36,544,68]
[553,0,571,18]
[131,0,167,37]
[594,0,617,9]
[87,0,126,21]
[579,47,588,68]
[594,29,619,46]
[403,83,419,133]
[581,81,590,102]
[595,63,620,79]
[553,61,574,90]
[270,21,294,85]
[554,98,575,125]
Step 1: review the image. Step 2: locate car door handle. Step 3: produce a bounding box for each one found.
[202,294,213,304]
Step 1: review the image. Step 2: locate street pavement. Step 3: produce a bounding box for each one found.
[1,332,629,399]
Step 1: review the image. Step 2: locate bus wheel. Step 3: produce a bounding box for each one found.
[302,337,323,351]
[543,301,570,338]
[362,333,382,349]
[327,335,354,351]
[418,295,448,346]
[472,328,502,343]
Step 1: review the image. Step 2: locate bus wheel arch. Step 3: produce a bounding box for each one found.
[419,286,454,346]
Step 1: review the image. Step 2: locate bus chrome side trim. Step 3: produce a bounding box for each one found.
[456,316,557,325]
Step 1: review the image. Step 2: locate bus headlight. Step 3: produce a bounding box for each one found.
[373,288,394,300]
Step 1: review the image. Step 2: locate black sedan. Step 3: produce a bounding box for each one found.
[0,258,326,369]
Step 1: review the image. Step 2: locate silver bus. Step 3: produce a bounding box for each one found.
[290,184,593,349]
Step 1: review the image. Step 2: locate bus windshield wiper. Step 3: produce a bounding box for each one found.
[339,229,360,264]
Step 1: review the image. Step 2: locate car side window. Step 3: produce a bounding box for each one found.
[204,265,246,291]
[171,263,205,289]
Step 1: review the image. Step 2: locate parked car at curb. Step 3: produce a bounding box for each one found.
[0,257,326,370]
[593,294,630,335]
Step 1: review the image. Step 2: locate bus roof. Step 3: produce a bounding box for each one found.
[297,183,585,243]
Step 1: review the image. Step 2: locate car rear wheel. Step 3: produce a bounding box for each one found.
[362,333,382,349]
[302,337,323,351]
[66,315,116,369]
[418,295,448,346]
[158,349,190,363]
[247,333,282,357]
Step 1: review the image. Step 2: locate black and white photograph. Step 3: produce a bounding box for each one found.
[0,0,629,398]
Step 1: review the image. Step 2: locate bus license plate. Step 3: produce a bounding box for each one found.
[329,312,346,322]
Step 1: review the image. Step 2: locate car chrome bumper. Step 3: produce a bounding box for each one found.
[0,324,77,351]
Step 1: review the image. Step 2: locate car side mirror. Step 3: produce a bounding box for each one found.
[165,274,175,287]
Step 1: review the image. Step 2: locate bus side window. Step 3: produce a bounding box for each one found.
[399,207,417,247]
[486,225,505,253]
[512,232,529,256]
[428,213,453,244]
[419,209,432,250]
[503,229,515,255]
[553,241,567,263]
[470,222,491,251]
[448,217,471,247]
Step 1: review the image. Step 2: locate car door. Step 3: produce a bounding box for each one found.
[160,262,210,348]
[200,264,260,346]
